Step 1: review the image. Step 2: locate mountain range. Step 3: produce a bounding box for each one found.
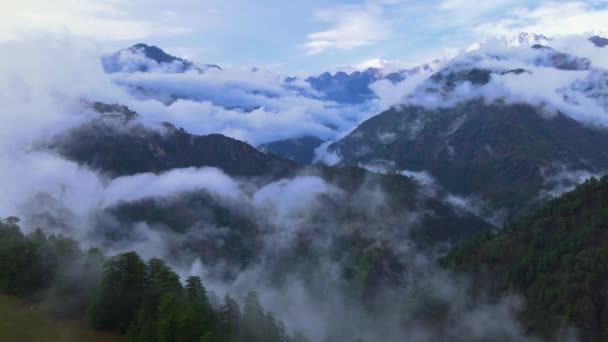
[5,32,608,342]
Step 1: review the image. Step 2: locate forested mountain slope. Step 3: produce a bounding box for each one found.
[330,101,608,217]
[444,176,608,341]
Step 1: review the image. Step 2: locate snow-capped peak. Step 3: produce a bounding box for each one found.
[491,32,551,47]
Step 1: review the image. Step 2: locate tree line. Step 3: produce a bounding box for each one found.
[0,217,307,342]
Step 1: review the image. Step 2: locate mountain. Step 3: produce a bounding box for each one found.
[28,102,498,323]
[330,100,608,216]
[47,103,296,179]
[444,176,608,341]
[305,64,435,104]
[102,43,221,73]
[259,136,325,164]
[328,37,608,217]
[45,102,491,239]
[493,32,550,47]
[590,35,608,48]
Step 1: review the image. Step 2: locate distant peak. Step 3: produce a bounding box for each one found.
[103,43,221,73]
[131,43,150,49]
[127,43,179,64]
[489,32,551,47]
[589,35,608,48]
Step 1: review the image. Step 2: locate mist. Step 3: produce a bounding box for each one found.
[2,33,599,341]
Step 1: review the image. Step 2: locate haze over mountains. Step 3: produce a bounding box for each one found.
[3,31,608,341]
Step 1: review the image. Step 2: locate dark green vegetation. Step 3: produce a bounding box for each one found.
[330,100,608,217]
[259,136,325,164]
[444,176,608,341]
[100,164,491,299]
[48,103,297,179]
[0,217,301,342]
[46,104,491,255]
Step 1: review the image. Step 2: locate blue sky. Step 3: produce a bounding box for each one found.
[3,0,608,74]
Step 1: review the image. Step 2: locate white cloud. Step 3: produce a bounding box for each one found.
[437,0,523,12]
[0,0,193,42]
[102,167,243,208]
[370,71,430,110]
[0,38,128,149]
[111,67,382,145]
[474,1,608,37]
[302,3,391,55]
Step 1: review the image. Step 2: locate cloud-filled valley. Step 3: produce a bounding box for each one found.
[3,26,608,341]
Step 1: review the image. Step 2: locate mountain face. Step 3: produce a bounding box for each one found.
[305,65,434,104]
[590,35,608,48]
[444,176,608,340]
[327,36,608,217]
[45,103,492,245]
[329,101,608,216]
[31,103,496,323]
[102,43,221,73]
[47,103,296,179]
[10,32,608,342]
[259,136,325,164]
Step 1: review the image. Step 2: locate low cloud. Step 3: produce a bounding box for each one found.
[538,164,599,199]
[102,167,243,208]
[394,35,608,129]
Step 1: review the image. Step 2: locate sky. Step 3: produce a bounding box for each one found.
[2,0,608,74]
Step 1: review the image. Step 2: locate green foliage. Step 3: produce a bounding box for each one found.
[0,218,298,342]
[0,218,93,306]
[331,101,608,217]
[444,176,608,340]
[88,252,147,333]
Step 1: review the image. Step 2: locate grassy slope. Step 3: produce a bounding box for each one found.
[0,294,123,342]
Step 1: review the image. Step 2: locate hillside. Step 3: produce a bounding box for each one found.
[0,294,123,342]
[329,101,608,216]
[444,176,608,340]
[48,103,298,179]
[259,136,325,164]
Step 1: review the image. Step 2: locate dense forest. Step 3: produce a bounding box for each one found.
[0,217,304,342]
[444,176,608,340]
[6,174,608,341]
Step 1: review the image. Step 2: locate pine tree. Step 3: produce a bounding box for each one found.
[241,291,265,342]
[219,294,241,339]
[155,292,182,342]
[88,252,147,333]
[176,277,211,342]
[129,258,183,342]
